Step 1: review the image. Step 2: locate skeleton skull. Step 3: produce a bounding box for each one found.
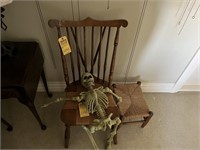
[81,72,95,88]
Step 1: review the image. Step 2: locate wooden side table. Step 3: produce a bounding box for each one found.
[1,41,52,130]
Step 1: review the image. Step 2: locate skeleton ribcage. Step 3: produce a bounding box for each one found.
[84,90,108,118]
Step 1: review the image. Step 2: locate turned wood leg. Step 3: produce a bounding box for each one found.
[141,111,153,128]
[41,69,53,97]
[19,98,46,130]
[113,121,122,145]
[27,101,47,130]
[113,134,118,145]
[65,125,71,148]
[1,118,13,131]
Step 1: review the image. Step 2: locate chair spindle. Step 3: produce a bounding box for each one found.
[109,27,120,87]
[103,27,111,83]
[97,27,103,81]
[91,27,94,74]
[66,27,76,84]
[75,27,81,80]
[57,27,70,86]
[92,27,106,68]
[70,27,85,68]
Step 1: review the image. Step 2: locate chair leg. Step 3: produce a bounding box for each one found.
[41,68,53,97]
[1,118,13,131]
[65,125,71,148]
[113,121,122,145]
[141,111,153,128]
[113,131,118,145]
[27,101,47,130]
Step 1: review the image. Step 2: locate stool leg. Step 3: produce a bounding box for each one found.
[41,69,52,97]
[141,111,153,128]
[1,118,13,131]
[19,98,46,130]
[65,125,70,148]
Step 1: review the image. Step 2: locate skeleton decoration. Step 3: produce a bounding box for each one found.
[42,72,122,149]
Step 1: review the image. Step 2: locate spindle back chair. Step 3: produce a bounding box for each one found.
[48,17,128,148]
[48,17,128,92]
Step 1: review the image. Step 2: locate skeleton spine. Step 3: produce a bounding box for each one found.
[96,105,107,119]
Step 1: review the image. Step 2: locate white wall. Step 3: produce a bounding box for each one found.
[1,0,200,92]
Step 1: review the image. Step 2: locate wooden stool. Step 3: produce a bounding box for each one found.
[113,82,153,128]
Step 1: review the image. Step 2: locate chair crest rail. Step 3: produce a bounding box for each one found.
[48,17,128,28]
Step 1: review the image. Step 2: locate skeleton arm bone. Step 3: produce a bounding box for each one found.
[41,94,84,108]
[101,87,122,104]
[70,94,84,102]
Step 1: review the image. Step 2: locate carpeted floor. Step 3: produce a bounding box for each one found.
[1,92,200,149]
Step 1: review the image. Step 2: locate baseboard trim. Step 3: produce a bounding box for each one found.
[141,83,175,93]
[37,81,66,92]
[180,84,200,92]
[38,81,200,93]
[37,81,177,93]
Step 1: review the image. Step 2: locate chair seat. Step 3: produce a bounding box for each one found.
[60,92,120,125]
[113,83,150,123]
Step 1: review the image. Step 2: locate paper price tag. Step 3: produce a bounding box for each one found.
[58,36,72,55]
[79,103,90,118]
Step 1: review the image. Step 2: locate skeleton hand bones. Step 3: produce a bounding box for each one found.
[101,87,122,104]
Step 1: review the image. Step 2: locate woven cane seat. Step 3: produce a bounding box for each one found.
[113,83,150,123]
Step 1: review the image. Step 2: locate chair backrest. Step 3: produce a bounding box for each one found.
[48,17,128,88]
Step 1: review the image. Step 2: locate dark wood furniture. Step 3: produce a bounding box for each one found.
[113,82,153,128]
[1,118,13,131]
[1,41,52,130]
[48,17,128,148]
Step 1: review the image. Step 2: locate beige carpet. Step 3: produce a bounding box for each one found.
[1,92,200,149]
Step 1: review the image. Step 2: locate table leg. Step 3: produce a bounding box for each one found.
[1,118,13,131]
[41,68,52,97]
[19,97,46,130]
[65,125,70,148]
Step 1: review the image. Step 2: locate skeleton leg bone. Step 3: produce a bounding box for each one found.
[82,126,99,150]
[85,113,121,150]
[106,117,121,150]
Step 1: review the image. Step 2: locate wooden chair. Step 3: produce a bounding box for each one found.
[112,82,153,128]
[48,17,128,148]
